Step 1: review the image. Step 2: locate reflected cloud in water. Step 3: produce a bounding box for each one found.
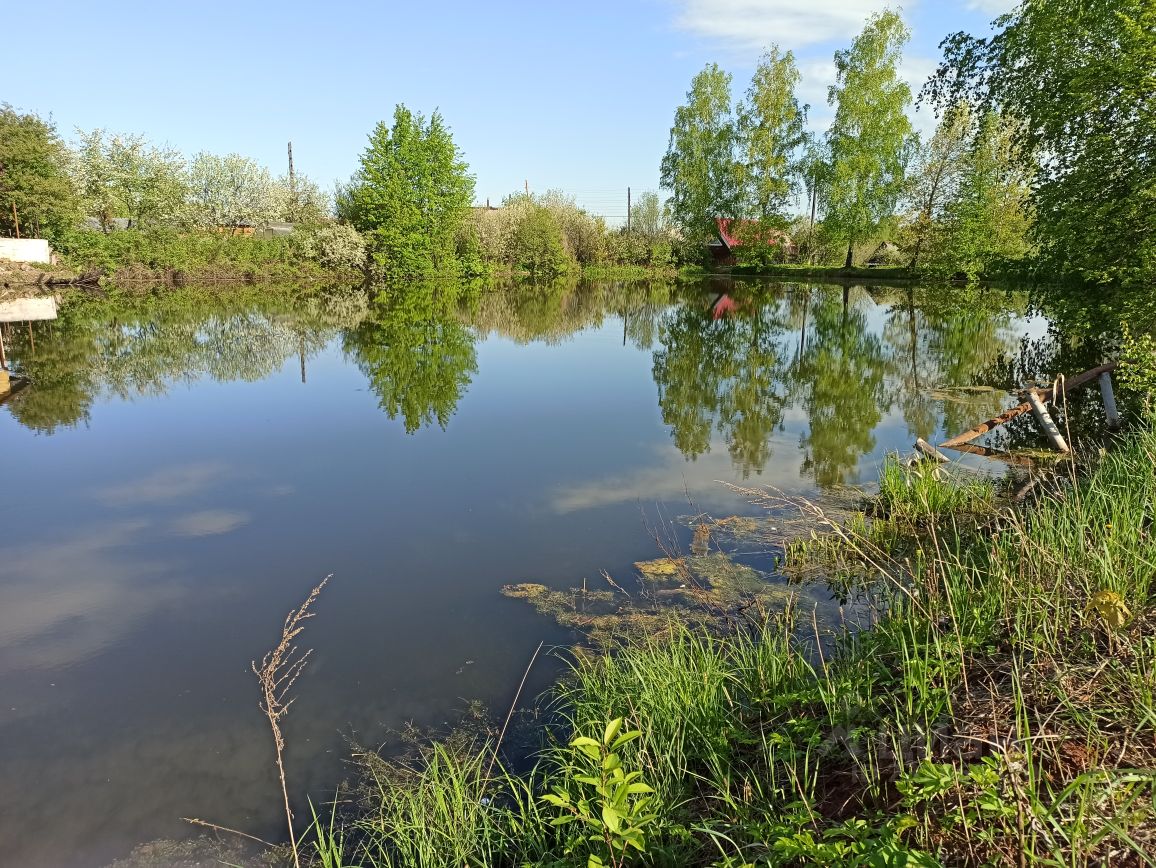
[96,462,232,507]
[168,509,251,537]
[0,520,181,674]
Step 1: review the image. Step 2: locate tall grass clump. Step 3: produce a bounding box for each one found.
[875,455,997,522]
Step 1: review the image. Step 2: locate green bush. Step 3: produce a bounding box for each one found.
[297,223,367,272]
[509,206,573,277]
[56,227,303,274]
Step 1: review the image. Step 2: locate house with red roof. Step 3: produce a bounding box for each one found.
[708,218,795,267]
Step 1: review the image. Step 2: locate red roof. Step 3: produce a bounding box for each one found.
[715,218,789,251]
[712,294,738,320]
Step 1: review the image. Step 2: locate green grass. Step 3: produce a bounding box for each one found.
[301,425,1156,867]
[875,456,997,522]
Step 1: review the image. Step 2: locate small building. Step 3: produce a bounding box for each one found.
[253,222,295,238]
[708,218,794,267]
[866,241,902,268]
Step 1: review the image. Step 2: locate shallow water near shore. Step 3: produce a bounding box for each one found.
[0,277,1106,866]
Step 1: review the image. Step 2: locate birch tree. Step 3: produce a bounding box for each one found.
[660,64,741,243]
[825,10,917,268]
[737,47,808,224]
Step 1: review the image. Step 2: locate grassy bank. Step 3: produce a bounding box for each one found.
[279,426,1156,867]
[730,263,916,283]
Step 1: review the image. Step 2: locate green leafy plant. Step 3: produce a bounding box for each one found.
[542,717,659,867]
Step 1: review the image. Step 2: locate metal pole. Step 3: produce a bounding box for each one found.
[627,187,631,232]
[1099,372,1121,429]
[1027,390,1070,453]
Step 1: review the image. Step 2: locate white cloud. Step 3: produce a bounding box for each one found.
[966,0,1017,14]
[672,0,887,50]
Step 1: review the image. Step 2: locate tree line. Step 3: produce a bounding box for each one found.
[0,113,331,239]
[2,0,1150,290]
[660,1,1152,289]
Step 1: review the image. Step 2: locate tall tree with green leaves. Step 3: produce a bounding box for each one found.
[345,105,475,279]
[933,111,1034,279]
[825,10,917,268]
[928,0,1155,296]
[629,191,665,236]
[905,102,974,269]
[660,64,741,243]
[0,105,79,240]
[737,47,808,224]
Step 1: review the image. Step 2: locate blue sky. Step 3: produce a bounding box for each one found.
[7,0,1012,219]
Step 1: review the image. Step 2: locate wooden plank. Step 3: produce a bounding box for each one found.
[939,362,1117,448]
[940,440,1037,467]
[914,438,949,463]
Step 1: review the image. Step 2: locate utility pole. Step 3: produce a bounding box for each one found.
[627,187,631,232]
[524,179,529,196]
[287,141,296,195]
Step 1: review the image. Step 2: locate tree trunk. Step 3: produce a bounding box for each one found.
[844,240,854,269]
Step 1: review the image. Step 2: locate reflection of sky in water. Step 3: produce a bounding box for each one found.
[0,284,1048,866]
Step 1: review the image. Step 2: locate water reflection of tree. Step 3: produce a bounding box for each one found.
[4,288,368,435]
[651,290,791,478]
[881,288,1024,441]
[792,287,890,487]
[465,278,673,348]
[343,283,478,433]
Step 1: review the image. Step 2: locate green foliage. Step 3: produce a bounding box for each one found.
[825,10,918,267]
[0,104,81,240]
[344,105,476,279]
[509,203,573,277]
[1118,324,1156,404]
[297,223,367,272]
[543,718,658,868]
[905,102,974,270]
[54,226,306,275]
[924,112,1034,280]
[876,457,996,523]
[661,64,743,243]
[930,0,1156,292]
[603,228,674,270]
[628,191,664,236]
[343,283,478,433]
[737,46,808,223]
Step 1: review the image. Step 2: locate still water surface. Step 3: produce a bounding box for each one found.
[1,279,1055,865]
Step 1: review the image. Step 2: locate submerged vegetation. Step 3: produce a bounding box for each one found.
[289,421,1156,866]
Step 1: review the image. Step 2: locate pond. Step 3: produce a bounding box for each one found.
[0,278,1098,866]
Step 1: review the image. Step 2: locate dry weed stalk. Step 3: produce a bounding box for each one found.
[254,574,332,868]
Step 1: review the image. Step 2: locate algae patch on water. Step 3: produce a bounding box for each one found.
[503,539,812,647]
